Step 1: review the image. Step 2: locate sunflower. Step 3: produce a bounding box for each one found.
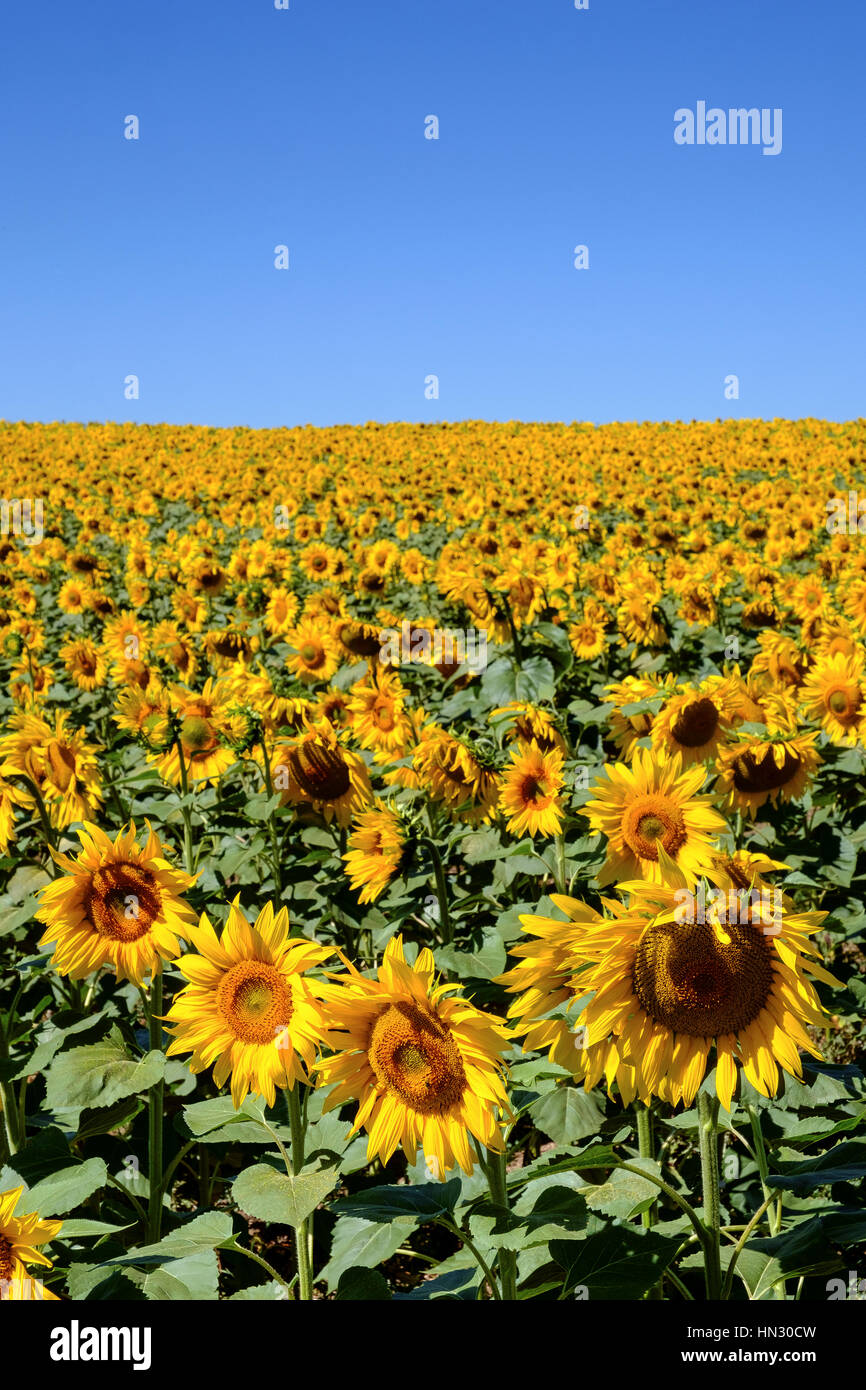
[500,875,837,1111]
[651,678,737,765]
[715,731,821,816]
[263,586,300,637]
[0,773,27,852]
[498,740,565,838]
[35,822,196,983]
[568,615,607,662]
[343,802,405,903]
[164,901,332,1108]
[584,747,727,888]
[316,936,513,1177]
[798,651,866,745]
[346,668,412,758]
[0,1187,62,1300]
[604,674,674,758]
[0,710,103,829]
[413,727,499,825]
[285,619,342,685]
[489,701,567,756]
[58,637,106,692]
[271,719,372,826]
[155,680,236,785]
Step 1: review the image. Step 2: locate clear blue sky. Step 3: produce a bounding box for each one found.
[1,0,863,428]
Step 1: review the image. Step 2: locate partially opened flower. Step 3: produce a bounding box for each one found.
[164,900,332,1108]
[316,936,513,1177]
[0,1186,62,1301]
[35,822,196,984]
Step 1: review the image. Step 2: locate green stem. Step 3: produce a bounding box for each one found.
[747,1104,786,1299]
[232,1241,294,1297]
[175,738,195,875]
[287,1085,313,1301]
[436,1217,501,1301]
[697,1091,722,1300]
[260,738,283,893]
[0,1081,19,1158]
[419,836,452,943]
[146,971,165,1243]
[720,1191,776,1300]
[636,1102,657,1230]
[484,1144,517,1300]
[553,834,567,894]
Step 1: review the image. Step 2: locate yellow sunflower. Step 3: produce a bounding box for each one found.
[500,874,837,1111]
[343,802,405,903]
[316,936,513,1177]
[164,901,332,1108]
[798,651,866,745]
[715,731,821,817]
[498,740,565,838]
[584,747,726,888]
[0,709,103,829]
[651,678,737,765]
[0,1187,62,1301]
[286,619,342,685]
[58,637,106,692]
[155,680,236,785]
[35,822,196,983]
[271,719,372,826]
[413,727,499,825]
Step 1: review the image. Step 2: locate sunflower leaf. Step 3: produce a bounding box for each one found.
[232,1161,339,1227]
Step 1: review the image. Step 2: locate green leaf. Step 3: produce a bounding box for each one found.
[232,1162,339,1227]
[179,1094,285,1145]
[321,1216,414,1289]
[336,1267,392,1300]
[582,1161,660,1220]
[103,1211,236,1266]
[551,1228,682,1299]
[746,1209,866,1279]
[57,1219,134,1238]
[332,1180,461,1224]
[529,1086,605,1144]
[45,1027,166,1111]
[26,1158,108,1217]
[766,1142,866,1193]
[143,1250,219,1301]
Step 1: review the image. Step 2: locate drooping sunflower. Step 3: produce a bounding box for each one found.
[0,709,103,829]
[35,822,196,983]
[584,747,727,888]
[164,901,332,1108]
[0,1187,62,1300]
[498,739,565,838]
[499,875,837,1111]
[58,637,106,692]
[489,701,567,756]
[342,801,405,903]
[413,727,499,825]
[0,773,27,853]
[798,650,866,745]
[271,719,372,826]
[316,936,513,1177]
[715,730,821,816]
[651,678,737,766]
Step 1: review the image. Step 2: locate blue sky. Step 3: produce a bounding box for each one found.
[1,0,862,427]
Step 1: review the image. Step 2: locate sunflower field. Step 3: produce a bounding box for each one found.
[1,415,865,1308]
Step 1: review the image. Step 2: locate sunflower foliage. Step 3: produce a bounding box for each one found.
[0,417,863,1304]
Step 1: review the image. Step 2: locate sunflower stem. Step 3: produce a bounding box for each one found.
[146,970,165,1244]
[287,1084,313,1301]
[697,1090,723,1300]
[174,738,195,876]
[747,1103,786,1299]
[553,834,568,894]
[419,835,452,944]
[260,738,283,894]
[485,1144,518,1300]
